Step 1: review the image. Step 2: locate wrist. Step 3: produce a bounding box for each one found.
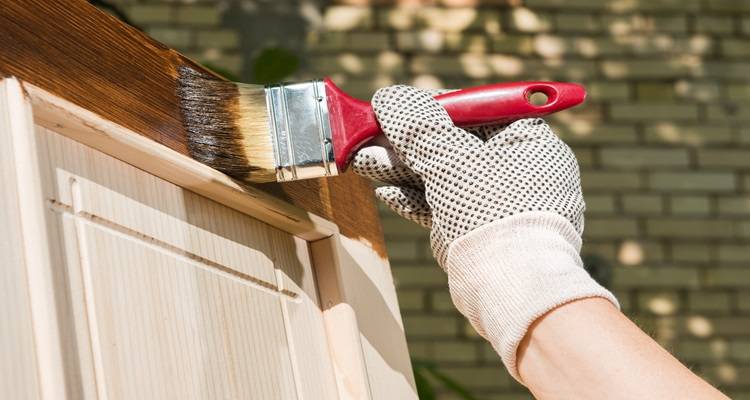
[444,211,619,383]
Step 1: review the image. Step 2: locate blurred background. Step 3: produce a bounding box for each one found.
[96,0,750,398]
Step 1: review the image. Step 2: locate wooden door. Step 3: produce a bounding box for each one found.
[0,51,414,400]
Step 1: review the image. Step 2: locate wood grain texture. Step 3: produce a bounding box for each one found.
[37,123,341,399]
[0,79,42,400]
[0,0,386,256]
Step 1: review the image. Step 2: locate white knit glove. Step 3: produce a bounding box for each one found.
[352,85,618,383]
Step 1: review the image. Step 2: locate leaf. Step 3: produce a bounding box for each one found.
[252,47,300,84]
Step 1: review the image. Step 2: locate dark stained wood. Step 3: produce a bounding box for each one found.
[0,0,386,257]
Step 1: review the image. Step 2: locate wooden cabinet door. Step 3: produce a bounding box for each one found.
[0,76,416,399]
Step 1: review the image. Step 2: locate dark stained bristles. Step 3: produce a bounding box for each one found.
[177,66,277,182]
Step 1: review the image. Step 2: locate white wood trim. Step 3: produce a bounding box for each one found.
[23,82,339,242]
[1,78,68,398]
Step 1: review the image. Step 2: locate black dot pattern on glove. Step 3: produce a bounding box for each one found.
[375,186,433,229]
[372,85,586,266]
[351,146,424,188]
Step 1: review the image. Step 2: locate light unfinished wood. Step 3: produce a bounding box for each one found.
[0,76,42,400]
[1,77,417,399]
[38,123,340,399]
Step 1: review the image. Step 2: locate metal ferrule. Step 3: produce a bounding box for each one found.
[265,80,338,182]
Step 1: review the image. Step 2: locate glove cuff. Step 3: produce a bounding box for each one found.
[444,211,619,384]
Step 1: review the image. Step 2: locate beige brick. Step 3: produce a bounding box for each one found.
[705,62,750,80]
[672,243,713,263]
[175,6,220,26]
[404,315,458,337]
[708,105,750,122]
[644,124,732,146]
[678,340,727,362]
[718,196,750,215]
[649,172,736,192]
[696,16,736,35]
[554,124,638,144]
[128,4,172,24]
[323,6,373,31]
[689,292,732,313]
[432,341,478,363]
[398,32,487,53]
[718,244,750,263]
[196,30,239,48]
[582,171,643,190]
[581,242,617,260]
[600,148,689,169]
[637,291,680,315]
[707,0,750,12]
[674,81,721,102]
[526,0,699,11]
[346,32,390,51]
[554,13,601,32]
[738,292,750,311]
[585,194,616,214]
[636,83,675,100]
[645,122,732,146]
[602,15,687,34]
[502,8,553,32]
[147,28,192,48]
[670,196,711,216]
[699,149,750,168]
[588,82,630,101]
[622,194,663,214]
[491,35,534,55]
[728,85,750,101]
[393,265,448,287]
[610,103,699,121]
[730,341,750,361]
[705,317,750,335]
[585,218,639,238]
[310,53,405,77]
[440,367,513,390]
[398,290,425,312]
[743,18,750,35]
[707,269,750,287]
[601,60,695,79]
[378,8,499,32]
[722,39,750,58]
[613,266,700,288]
[646,219,735,238]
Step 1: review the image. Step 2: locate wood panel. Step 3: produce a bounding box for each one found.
[0,0,386,257]
[36,124,340,399]
[0,77,42,400]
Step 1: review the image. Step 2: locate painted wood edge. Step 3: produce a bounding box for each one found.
[21,81,339,241]
[310,235,374,400]
[1,77,69,398]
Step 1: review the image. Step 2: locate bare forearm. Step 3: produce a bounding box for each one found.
[517,298,728,400]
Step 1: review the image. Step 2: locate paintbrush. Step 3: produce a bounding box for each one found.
[177,66,586,183]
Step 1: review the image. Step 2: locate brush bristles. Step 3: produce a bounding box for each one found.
[177,66,277,182]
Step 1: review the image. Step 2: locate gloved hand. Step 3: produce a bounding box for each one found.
[352,85,618,383]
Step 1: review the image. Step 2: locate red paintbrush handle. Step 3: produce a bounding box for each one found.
[324,79,587,172]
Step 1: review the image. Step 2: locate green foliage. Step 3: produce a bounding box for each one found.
[412,359,480,400]
[252,47,299,84]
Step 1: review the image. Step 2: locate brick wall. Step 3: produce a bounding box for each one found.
[108,0,750,398]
